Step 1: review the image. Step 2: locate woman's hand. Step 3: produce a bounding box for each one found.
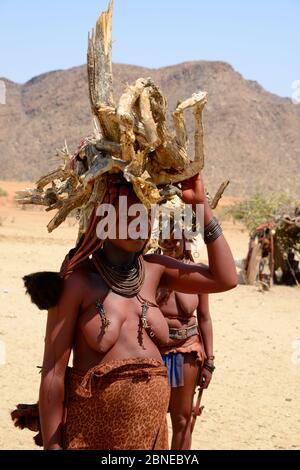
[198,366,213,389]
[181,173,206,206]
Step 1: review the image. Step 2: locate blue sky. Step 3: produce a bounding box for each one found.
[0,0,299,98]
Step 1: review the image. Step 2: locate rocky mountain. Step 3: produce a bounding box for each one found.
[1,61,299,197]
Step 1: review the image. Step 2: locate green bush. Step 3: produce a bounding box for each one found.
[0,187,8,197]
[225,194,293,235]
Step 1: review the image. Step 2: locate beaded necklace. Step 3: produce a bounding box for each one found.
[92,252,158,336]
[92,252,145,297]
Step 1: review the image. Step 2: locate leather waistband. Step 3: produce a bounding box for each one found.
[169,324,198,340]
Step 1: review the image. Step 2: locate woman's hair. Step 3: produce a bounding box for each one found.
[60,178,151,277]
[157,226,194,262]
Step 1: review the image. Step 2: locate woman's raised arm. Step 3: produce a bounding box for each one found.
[146,173,237,294]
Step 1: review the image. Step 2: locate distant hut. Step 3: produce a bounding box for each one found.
[244,209,300,288]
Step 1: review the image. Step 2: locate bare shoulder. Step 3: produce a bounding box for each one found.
[61,261,92,302]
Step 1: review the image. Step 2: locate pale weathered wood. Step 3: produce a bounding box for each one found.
[146,83,167,143]
[88,0,114,108]
[155,140,188,170]
[55,174,79,197]
[36,168,71,190]
[124,150,147,178]
[174,91,207,168]
[246,242,262,285]
[139,88,160,148]
[47,186,93,233]
[172,108,188,149]
[77,177,108,241]
[96,107,120,142]
[131,178,161,209]
[176,91,207,113]
[118,78,153,118]
[87,0,119,140]
[194,103,206,168]
[117,78,153,162]
[149,159,202,186]
[15,188,57,207]
[210,180,230,209]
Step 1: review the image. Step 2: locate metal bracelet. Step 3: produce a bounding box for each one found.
[204,216,223,244]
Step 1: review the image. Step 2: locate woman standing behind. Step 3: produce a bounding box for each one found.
[157,233,215,450]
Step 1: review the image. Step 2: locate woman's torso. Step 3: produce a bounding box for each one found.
[156,288,198,329]
[71,258,169,372]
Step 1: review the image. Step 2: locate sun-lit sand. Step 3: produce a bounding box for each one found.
[0,181,299,450]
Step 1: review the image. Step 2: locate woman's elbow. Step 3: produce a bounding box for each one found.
[39,370,65,397]
[219,272,238,291]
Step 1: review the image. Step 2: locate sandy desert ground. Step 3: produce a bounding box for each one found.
[0,180,299,450]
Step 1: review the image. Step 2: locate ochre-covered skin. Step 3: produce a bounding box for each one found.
[155,192,215,450]
[12,3,236,451]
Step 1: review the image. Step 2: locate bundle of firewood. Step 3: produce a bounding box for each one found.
[16,1,228,240]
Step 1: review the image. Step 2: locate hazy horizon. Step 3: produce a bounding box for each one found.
[1,0,299,99]
[0,59,293,103]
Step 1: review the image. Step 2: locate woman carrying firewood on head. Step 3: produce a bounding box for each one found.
[11,2,236,451]
[12,172,236,450]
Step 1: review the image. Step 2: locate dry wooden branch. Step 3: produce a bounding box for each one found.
[55,174,79,197]
[96,107,120,142]
[77,177,108,241]
[88,0,114,109]
[36,169,71,190]
[118,78,153,118]
[155,140,188,171]
[172,108,188,149]
[139,88,160,148]
[148,159,202,186]
[194,104,206,169]
[124,150,147,178]
[117,78,153,162]
[210,180,230,209]
[80,155,126,186]
[87,1,119,141]
[146,83,168,143]
[47,186,93,233]
[45,201,64,212]
[130,178,161,209]
[16,188,58,207]
[175,91,207,168]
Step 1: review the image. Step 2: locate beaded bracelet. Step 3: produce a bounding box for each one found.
[203,363,216,373]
